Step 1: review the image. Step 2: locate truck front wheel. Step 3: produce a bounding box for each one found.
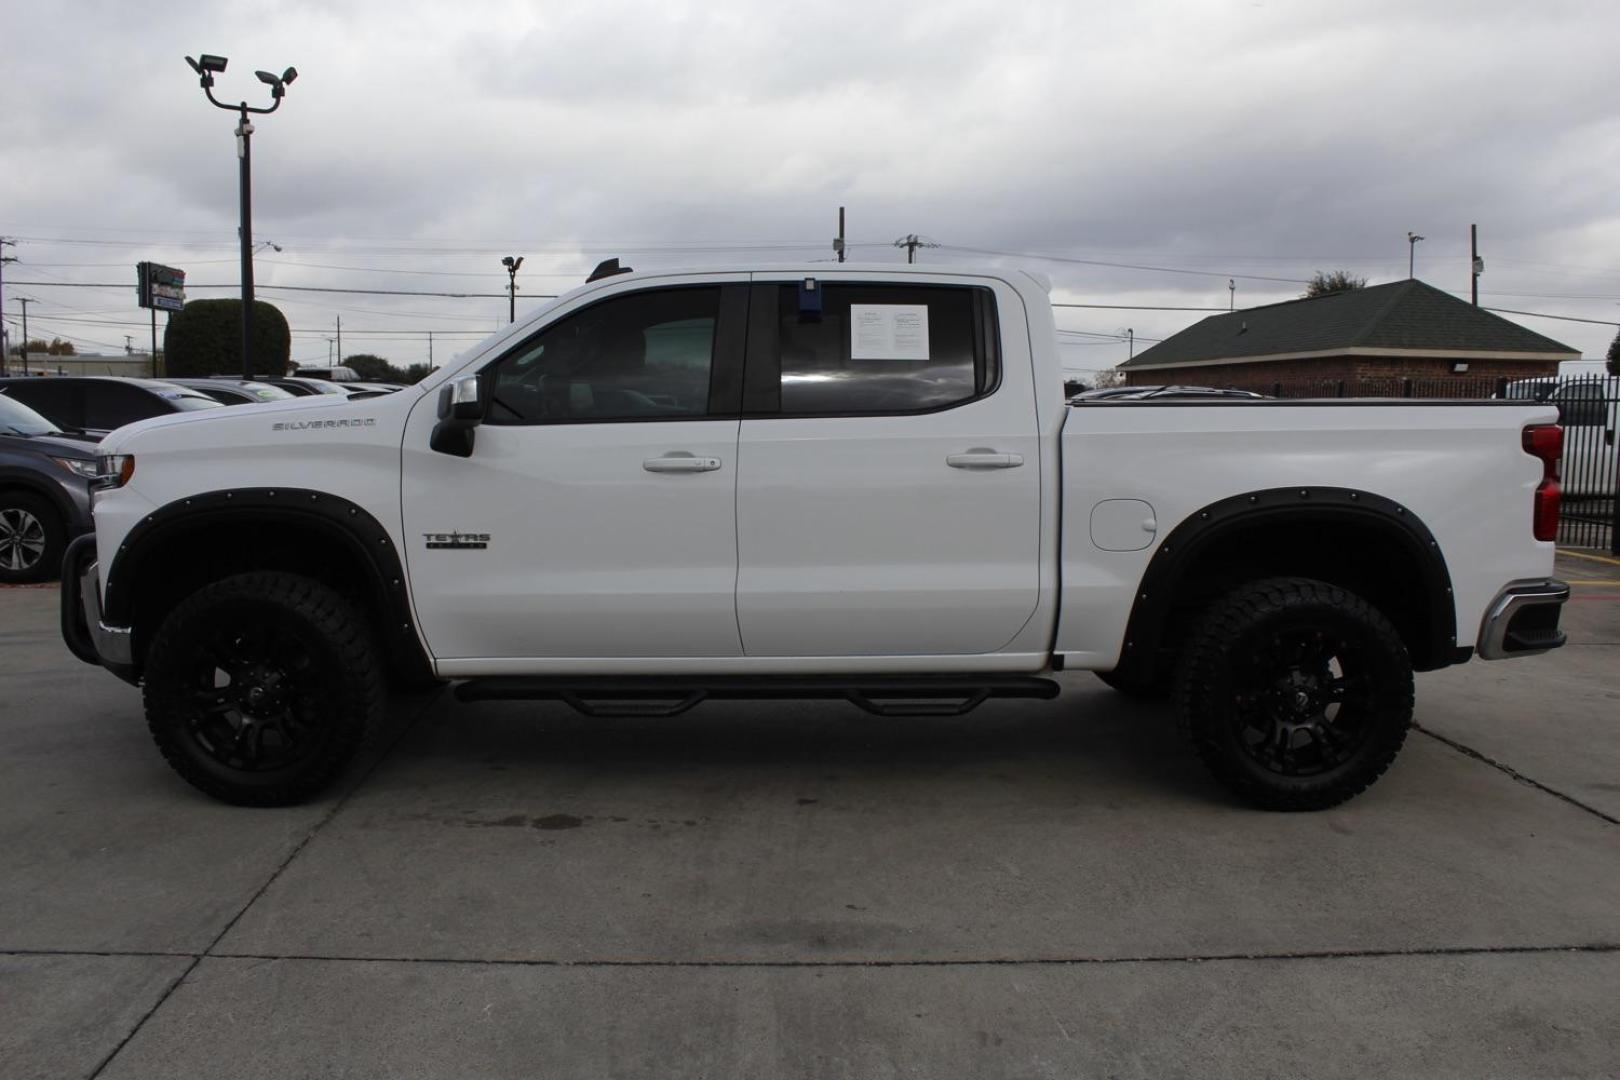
[1173,577,1413,811]
[143,572,385,806]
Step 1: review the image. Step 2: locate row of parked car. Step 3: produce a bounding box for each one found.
[0,373,405,584]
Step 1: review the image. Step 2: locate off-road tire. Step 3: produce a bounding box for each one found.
[0,491,65,585]
[144,572,385,806]
[1173,577,1413,811]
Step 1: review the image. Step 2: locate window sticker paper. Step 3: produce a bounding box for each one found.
[850,304,930,360]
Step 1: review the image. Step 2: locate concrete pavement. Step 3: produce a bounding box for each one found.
[2,556,1617,1079]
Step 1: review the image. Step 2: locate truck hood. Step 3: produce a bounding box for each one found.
[98,388,420,455]
[0,430,101,456]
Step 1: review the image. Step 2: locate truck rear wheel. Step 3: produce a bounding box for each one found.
[1173,577,1413,811]
[143,572,385,806]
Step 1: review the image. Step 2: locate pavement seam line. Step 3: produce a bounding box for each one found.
[13,942,1618,970]
[1414,722,1619,826]
[83,687,443,1080]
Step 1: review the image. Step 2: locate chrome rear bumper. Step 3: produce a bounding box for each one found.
[1476,579,1569,660]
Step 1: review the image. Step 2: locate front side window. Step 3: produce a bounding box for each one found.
[85,383,163,429]
[485,287,720,424]
[765,284,997,415]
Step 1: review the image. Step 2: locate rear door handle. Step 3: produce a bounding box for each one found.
[643,454,722,473]
[946,450,1024,470]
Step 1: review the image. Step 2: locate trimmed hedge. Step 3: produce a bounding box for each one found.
[164,299,291,377]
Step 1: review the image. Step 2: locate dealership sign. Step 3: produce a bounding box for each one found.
[136,262,186,313]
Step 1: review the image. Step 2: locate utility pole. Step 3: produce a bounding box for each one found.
[1126,328,1135,359]
[0,238,15,377]
[15,297,31,374]
[335,315,342,368]
[1407,231,1425,279]
[1470,223,1483,306]
[834,206,846,263]
[427,331,434,368]
[892,234,938,264]
[124,335,134,355]
[1228,279,1236,311]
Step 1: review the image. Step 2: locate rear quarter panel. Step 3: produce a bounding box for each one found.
[1056,401,1559,668]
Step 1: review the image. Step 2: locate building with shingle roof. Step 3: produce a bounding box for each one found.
[1121,280,1577,390]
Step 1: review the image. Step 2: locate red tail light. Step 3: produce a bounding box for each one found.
[1522,424,1562,542]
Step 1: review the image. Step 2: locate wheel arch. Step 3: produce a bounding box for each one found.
[1115,487,1463,684]
[0,470,77,529]
[102,488,432,686]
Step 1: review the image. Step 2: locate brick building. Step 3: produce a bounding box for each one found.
[1120,280,1577,391]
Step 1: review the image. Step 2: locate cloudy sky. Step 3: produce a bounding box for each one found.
[3,0,1618,374]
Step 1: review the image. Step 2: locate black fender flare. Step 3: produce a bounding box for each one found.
[101,487,431,681]
[1115,486,1463,677]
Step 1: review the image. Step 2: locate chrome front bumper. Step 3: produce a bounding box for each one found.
[60,534,134,676]
[1476,579,1570,660]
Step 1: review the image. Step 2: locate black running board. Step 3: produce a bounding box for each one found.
[454,674,1061,719]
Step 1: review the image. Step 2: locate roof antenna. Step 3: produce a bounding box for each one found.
[587,258,633,282]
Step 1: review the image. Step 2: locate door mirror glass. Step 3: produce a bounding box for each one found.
[431,374,486,457]
[438,374,487,422]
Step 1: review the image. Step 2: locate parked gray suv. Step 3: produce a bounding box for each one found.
[0,394,97,583]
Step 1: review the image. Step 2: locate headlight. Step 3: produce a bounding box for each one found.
[51,457,101,480]
[92,454,136,489]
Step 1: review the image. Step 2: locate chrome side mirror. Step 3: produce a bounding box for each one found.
[430,374,487,457]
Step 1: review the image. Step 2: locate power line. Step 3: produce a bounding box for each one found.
[1482,307,1620,327]
[936,244,1312,285]
[9,280,557,300]
[1053,302,1227,312]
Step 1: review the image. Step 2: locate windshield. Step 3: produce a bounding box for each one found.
[0,392,60,435]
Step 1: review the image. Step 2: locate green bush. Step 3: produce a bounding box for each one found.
[164,299,291,377]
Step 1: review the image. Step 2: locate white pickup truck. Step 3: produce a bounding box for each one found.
[62,263,1570,811]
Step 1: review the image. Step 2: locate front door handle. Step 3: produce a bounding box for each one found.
[946,450,1024,470]
[643,454,722,474]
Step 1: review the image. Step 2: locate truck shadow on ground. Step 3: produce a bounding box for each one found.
[374,684,1229,808]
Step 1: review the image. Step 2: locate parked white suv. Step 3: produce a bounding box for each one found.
[63,264,1569,811]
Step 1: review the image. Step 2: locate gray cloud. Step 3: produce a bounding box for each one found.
[2,0,1617,369]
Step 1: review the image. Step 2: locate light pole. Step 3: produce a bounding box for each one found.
[1407,231,1425,279]
[185,53,297,378]
[501,256,523,323]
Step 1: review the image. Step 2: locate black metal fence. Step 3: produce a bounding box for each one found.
[1548,376,1620,553]
[1243,375,1618,554]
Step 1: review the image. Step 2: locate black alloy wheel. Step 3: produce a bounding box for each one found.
[144,572,384,805]
[1175,577,1413,810]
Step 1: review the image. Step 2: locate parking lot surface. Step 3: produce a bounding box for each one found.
[3,555,1618,1079]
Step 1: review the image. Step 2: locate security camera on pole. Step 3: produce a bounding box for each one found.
[184,53,297,378]
[501,256,524,324]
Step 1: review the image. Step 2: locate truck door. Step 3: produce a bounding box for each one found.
[734,277,1042,656]
[401,278,748,662]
